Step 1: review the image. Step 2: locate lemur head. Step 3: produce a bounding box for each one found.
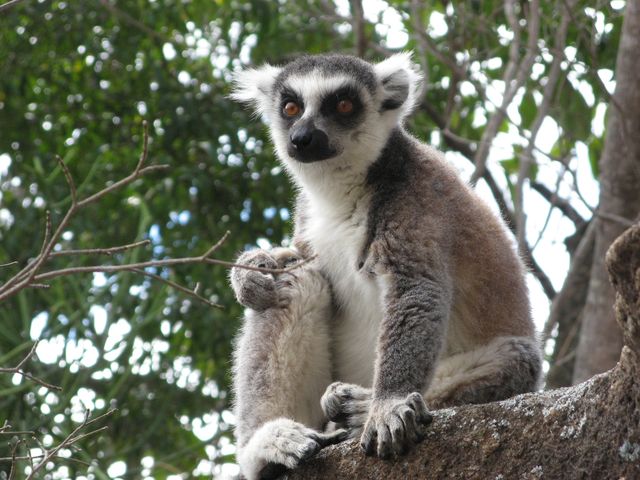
[231,53,422,183]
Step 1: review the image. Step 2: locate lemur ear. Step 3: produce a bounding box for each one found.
[374,52,423,118]
[230,64,282,119]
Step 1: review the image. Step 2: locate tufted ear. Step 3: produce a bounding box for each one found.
[374,52,423,118]
[230,64,282,119]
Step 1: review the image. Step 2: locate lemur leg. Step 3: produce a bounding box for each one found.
[232,249,344,480]
[425,336,542,408]
[322,336,541,432]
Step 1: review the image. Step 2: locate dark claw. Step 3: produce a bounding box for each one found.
[377,425,392,459]
[361,428,377,456]
[313,428,349,448]
[299,440,321,461]
[259,462,289,480]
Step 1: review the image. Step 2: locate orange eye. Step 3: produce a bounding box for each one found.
[337,99,353,114]
[283,101,300,116]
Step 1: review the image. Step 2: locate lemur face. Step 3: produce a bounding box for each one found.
[232,53,422,174]
[271,56,377,163]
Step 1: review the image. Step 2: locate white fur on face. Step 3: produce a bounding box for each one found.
[374,52,424,120]
[230,64,282,120]
[286,73,354,115]
[231,53,424,202]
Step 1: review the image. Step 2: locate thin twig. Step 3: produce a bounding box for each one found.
[514,0,575,255]
[531,181,586,227]
[470,0,540,185]
[97,0,172,43]
[56,155,77,204]
[0,454,91,466]
[127,267,223,309]
[349,0,366,57]
[1,211,53,294]
[0,261,18,268]
[25,409,116,479]
[597,211,636,228]
[31,241,314,283]
[0,0,26,13]
[0,123,168,302]
[0,341,61,391]
[50,239,151,258]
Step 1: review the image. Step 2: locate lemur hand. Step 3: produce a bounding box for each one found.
[230,250,279,311]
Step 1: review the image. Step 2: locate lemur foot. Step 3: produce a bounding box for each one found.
[321,382,372,438]
[360,392,432,459]
[238,418,347,480]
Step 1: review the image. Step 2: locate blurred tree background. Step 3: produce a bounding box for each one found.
[0,0,636,478]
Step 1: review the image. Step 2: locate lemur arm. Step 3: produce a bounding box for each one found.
[360,237,452,457]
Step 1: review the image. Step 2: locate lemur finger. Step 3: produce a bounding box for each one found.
[387,413,407,456]
[298,439,321,461]
[376,422,393,459]
[406,392,432,425]
[400,406,422,444]
[360,422,377,456]
[312,428,349,448]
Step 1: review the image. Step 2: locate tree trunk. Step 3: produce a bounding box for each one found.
[545,222,594,389]
[287,224,640,480]
[572,0,640,384]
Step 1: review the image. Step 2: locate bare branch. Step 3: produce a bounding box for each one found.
[30,239,313,283]
[97,0,172,44]
[0,341,61,391]
[24,409,116,479]
[0,124,168,302]
[201,230,231,258]
[135,120,150,174]
[470,0,540,185]
[597,211,637,228]
[0,261,18,268]
[0,0,27,13]
[127,267,223,309]
[514,0,575,255]
[531,181,586,227]
[49,239,151,258]
[56,155,77,205]
[348,0,366,57]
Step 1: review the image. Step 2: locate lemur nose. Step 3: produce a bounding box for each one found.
[290,129,314,150]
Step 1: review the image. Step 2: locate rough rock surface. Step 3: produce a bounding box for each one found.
[285,224,640,480]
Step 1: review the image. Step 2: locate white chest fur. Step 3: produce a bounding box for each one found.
[304,195,383,387]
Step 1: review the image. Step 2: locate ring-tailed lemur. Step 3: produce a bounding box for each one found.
[230,53,542,479]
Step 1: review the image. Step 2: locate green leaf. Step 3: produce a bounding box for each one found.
[588,136,603,178]
[519,91,537,129]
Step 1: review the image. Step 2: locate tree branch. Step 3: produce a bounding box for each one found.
[22,409,116,479]
[0,121,170,303]
[514,0,574,255]
[0,0,26,13]
[530,181,586,227]
[470,0,540,185]
[0,341,61,391]
[348,0,366,57]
